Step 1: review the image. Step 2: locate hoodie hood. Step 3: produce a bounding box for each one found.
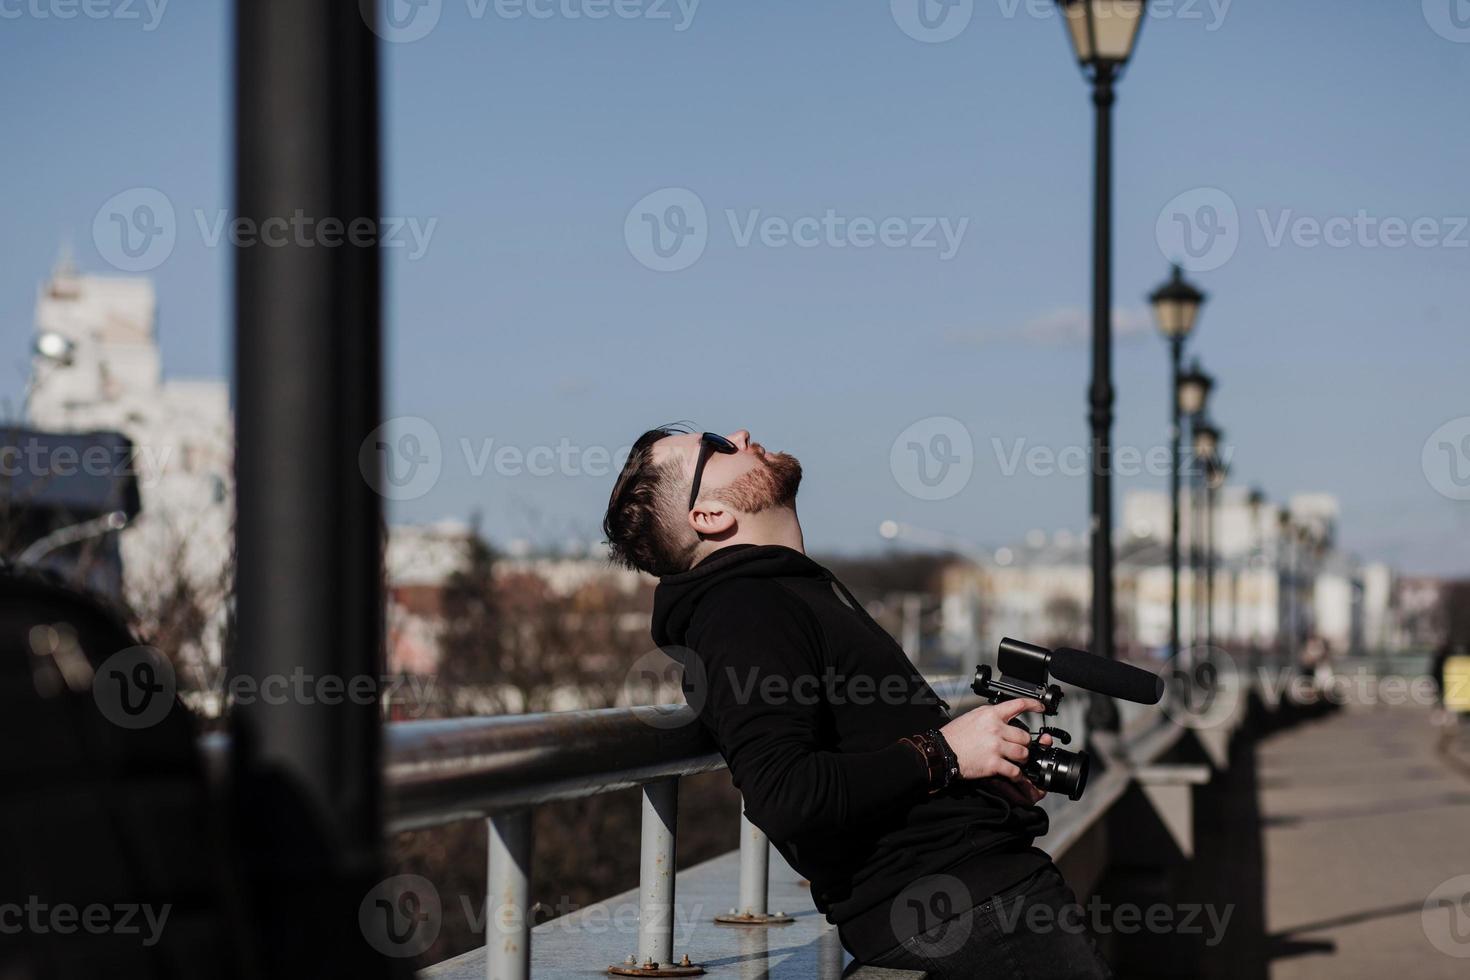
[652,544,825,648]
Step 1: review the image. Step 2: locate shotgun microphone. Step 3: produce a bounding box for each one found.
[1047,646,1165,705]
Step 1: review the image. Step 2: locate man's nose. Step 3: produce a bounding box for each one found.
[726,430,751,450]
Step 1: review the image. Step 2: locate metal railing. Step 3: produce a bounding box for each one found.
[390,676,987,978]
[201,674,1217,978]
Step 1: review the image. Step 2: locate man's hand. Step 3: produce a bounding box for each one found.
[939,698,1046,783]
[981,776,1047,807]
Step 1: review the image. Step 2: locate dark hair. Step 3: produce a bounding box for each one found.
[603,425,696,577]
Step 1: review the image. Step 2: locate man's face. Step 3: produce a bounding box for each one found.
[652,429,802,515]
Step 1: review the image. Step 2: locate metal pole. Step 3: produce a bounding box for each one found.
[737,813,768,916]
[1089,64,1117,666]
[713,808,789,924]
[638,779,679,969]
[1205,479,1216,650]
[231,0,386,972]
[1168,336,1183,662]
[488,811,533,980]
[1187,433,1201,662]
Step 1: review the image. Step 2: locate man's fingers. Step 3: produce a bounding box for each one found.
[1001,726,1031,746]
[996,698,1046,722]
[1000,742,1030,764]
[998,762,1022,780]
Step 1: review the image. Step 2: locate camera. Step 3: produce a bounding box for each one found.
[970,637,1090,801]
[971,636,1165,801]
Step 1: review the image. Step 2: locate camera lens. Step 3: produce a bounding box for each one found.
[1030,746,1090,802]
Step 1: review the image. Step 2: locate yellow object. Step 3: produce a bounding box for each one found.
[1445,656,1470,713]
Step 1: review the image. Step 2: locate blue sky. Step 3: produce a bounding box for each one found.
[3,0,1468,573]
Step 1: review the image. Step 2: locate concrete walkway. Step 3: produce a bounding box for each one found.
[1258,704,1470,978]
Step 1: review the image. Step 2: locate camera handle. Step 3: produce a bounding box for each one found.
[972,664,1065,715]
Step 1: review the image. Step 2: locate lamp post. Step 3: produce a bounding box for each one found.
[1248,487,1266,663]
[1277,507,1293,664]
[1192,421,1221,650]
[1177,361,1213,651]
[1150,266,1207,664]
[22,329,77,418]
[1055,0,1147,663]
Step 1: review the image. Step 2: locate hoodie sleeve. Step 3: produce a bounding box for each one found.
[683,578,928,842]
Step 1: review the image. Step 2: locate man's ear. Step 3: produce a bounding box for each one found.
[688,501,736,538]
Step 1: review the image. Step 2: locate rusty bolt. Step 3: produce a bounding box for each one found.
[680,954,693,967]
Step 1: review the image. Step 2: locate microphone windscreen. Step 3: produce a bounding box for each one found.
[1049,647,1165,705]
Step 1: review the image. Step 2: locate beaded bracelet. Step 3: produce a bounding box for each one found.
[900,728,961,794]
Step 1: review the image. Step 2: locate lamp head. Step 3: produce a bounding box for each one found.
[1058,0,1146,77]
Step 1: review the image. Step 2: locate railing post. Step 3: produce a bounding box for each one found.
[487,810,532,980]
[714,810,792,925]
[609,778,703,975]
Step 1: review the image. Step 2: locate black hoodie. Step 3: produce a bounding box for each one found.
[651,544,1051,960]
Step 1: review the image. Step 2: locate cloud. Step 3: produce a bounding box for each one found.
[945,307,1152,349]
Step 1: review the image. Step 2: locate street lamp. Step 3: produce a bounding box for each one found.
[1203,446,1226,651]
[1192,421,1219,465]
[23,330,78,418]
[34,330,76,365]
[1247,488,1266,653]
[1177,361,1213,418]
[1150,266,1207,664]
[1277,507,1293,662]
[1055,0,1147,665]
[1188,419,1219,651]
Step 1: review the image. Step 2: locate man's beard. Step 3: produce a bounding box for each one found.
[711,449,802,514]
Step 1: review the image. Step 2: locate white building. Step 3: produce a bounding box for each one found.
[936,488,1396,663]
[26,254,234,629]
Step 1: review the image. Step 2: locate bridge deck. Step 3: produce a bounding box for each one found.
[1261,704,1470,979]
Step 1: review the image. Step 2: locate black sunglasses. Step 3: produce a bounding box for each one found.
[688,432,738,510]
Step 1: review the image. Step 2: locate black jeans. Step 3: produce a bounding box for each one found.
[849,864,1113,980]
